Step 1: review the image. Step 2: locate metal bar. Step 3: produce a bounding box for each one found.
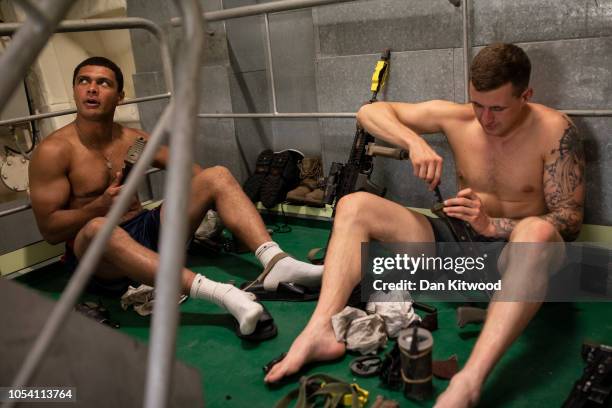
[263,13,278,114]
[0,17,174,95]
[143,0,204,406]
[172,0,355,24]
[0,93,171,127]
[14,0,48,25]
[7,103,174,396]
[462,0,470,102]
[0,203,31,218]
[145,167,163,175]
[198,112,356,118]
[1,17,162,35]
[0,0,74,117]
[5,105,608,126]
[562,110,612,116]
[198,110,612,118]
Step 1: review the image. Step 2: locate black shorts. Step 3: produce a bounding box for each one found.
[425,215,508,293]
[63,206,162,297]
[425,215,507,244]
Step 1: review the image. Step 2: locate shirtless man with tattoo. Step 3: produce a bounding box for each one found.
[263,43,585,406]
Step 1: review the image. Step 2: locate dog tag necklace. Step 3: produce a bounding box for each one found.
[76,123,116,174]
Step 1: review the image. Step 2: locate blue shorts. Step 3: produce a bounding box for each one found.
[63,206,162,297]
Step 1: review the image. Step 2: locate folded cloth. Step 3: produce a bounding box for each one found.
[331,306,366,341]
[194,209,224,241]
[331,306,387,355]
[346,314,387,354]
[121,284,188,316]
[366,300,420,338]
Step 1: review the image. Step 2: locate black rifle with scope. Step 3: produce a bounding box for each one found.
[311,49,477,265]
[323,49,394,209]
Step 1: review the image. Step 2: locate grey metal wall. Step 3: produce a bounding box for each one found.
[128,0,253,193]
[128,0,612,226]
[128,0,325,186]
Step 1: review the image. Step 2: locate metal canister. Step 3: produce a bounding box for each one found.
[397,326,434,400]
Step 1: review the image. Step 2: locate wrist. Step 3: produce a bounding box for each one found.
[404,132,422,150]
[482,220,497,237]
[85,198,108,217]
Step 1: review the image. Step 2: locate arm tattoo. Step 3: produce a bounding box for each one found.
[540,122,585,241]
[490,217,518,238]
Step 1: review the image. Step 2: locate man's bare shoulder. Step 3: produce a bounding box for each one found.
[421,99,473,117]
[530,102,570,127]
[32,124,76,164]
[530,103,578,153]
[424,100,475,134]
[447,101,475,121]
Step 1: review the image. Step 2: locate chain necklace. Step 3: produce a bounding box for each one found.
[75,122,116,173]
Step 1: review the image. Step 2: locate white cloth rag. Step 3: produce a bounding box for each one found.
[331,306,387,354]
[121,285,188,316]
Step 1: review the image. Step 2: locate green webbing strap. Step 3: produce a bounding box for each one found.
[274,374,359,408]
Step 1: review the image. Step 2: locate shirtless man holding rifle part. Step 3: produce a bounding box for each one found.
[28,56,323,341]
[264,43,585,407]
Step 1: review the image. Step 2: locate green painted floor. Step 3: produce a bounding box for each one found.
[15,218,612,408]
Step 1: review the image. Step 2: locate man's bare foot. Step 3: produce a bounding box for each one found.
[434,371,481,408]
[264,323,345,384]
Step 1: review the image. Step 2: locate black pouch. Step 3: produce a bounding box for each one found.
[260,149,303,208]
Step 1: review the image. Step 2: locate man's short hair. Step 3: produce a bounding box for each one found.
[72,56,124,93]
[470,43,531,96]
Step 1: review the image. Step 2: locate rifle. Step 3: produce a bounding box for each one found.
[310,50,477,264]
[309,50,400,264]
[563,341,612,407]
[323,49,393,208]
[121,136,147,185]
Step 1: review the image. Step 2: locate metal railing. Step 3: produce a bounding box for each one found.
[0,7,179,408]
[171,0,355,24]
[197,0,612,121]
[0,93,171,127]
[0,0,74,116]
[191,0,357,119]
[144,2,203,405]
[0,14,175,221]
[462,0,470,103]
[0,17,173,94]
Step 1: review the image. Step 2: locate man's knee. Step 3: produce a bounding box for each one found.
[510,217,560,243]
[80,217,108,241]
[197,165,236,191]
[74,217,109,257]
[335,192,373,223]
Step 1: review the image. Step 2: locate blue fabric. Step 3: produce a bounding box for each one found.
[117,206,162,252]
[63,206,162,297]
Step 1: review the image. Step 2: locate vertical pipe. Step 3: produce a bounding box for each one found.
[0,0,74,115]
[143,0,204,406]
[264,13,278,113]
[462,0,470,102]
[158,33,174,93]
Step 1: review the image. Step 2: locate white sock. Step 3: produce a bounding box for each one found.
[255,241,323,291]
[190,274,262,335]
